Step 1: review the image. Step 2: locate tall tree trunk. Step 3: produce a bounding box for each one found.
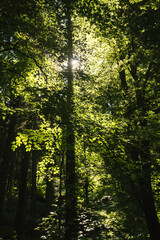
[0,116,16,218]
[6,151,16,197]
[83,141,89,207]
[84,176,89,207]
[58,150,65,238]
[120,62,160,239]
[140,177,160,240]
[131,142,160,240]
[45,178,55,215]
[59,151,64,203]
[15,149,30,240]
[31,150,38,218]
[64,2,77,239]
[139,142,160,240]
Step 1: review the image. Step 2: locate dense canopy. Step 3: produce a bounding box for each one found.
[0,0,160,240]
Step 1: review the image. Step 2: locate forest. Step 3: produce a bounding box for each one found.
[0,0,160,239]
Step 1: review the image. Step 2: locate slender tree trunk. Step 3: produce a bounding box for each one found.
[15,149,30,240]
[139,142,160,240]
[0,122,7,164]
[65,123,77,240]
[140,178,160,240]
[84,176,89,207]
[131,142,160,240]
[59,151,64,202]
[58,150,65,238]
[6,151,16,197]
[83,141,89,207]
[64,2,77,239]
[31,151,38,218]
[0,116,16,218]
[45,178,55,215]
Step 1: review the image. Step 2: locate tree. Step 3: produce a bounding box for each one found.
[1,0,160,239]
[62,1,77,239]
[77,0,160,239]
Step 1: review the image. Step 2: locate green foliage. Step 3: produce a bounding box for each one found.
[1,0,160,239]
[12,121,62,152]
[35,203,65,240]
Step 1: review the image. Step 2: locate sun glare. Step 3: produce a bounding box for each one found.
[71,59,78,69]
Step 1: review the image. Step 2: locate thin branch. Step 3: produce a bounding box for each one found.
[142,61,153,93]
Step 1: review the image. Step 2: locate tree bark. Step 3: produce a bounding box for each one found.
[140,178,160,240]
[84,176,89,207]
[139,142,160,240]
[15,149,30,240]
[0,116,16,218]
[45,178,55,215]
[130,141,160,240]
[58,151,65,239]
[120,60,160,239]
[31,150,38,218]
[6,151,16,197]
[64,2,77,239]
